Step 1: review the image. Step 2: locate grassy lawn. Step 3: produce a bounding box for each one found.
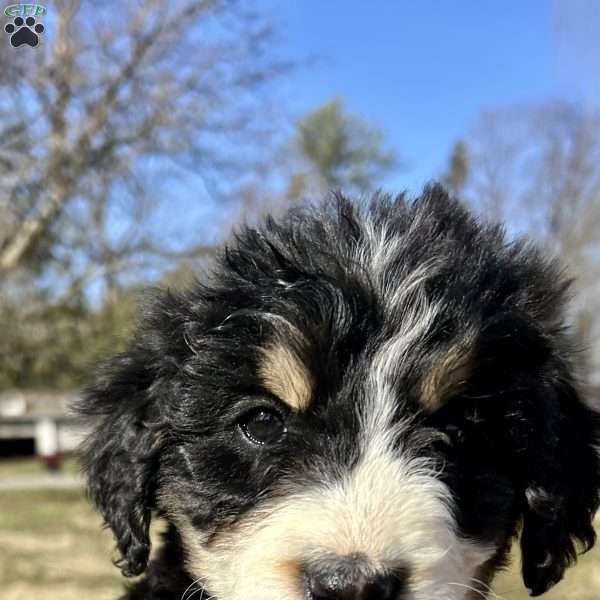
[0,487,122,600]
[0,455,80,478]
[1,459,599,599]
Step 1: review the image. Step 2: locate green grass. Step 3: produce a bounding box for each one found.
[1,457,599,599]
[0,455,79,478]
[0,487,122,600]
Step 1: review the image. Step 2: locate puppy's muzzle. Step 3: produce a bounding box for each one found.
[304,553,406,600]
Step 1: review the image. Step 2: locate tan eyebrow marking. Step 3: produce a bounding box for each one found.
[420,344,473,412]
[259,344,313,411]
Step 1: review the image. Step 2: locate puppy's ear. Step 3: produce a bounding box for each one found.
[518,373,600,596]
[77,347,166,577]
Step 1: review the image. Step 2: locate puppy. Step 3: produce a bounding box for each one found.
[78,185,600,600]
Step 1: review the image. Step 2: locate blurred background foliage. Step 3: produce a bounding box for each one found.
[0,0,404,390]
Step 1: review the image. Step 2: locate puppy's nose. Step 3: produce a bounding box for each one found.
[309,573,401,600]
[306,555,404,600]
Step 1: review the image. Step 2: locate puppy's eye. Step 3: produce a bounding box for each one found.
[442,423,464,445]
[239,408,286,445]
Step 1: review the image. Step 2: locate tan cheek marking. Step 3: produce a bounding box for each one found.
[259,344,313,410]
[178,514,303,600]
[420,346,472,412]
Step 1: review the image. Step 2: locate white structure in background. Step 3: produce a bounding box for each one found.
[0,391,85,464]
[35,417,60,462]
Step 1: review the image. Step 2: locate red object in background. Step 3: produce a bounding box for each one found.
[41,453,61,471]
[35,417,61,470]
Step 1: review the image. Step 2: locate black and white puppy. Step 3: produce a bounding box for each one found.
[78,185,600,600]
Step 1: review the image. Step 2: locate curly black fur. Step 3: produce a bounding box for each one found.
[77,185,600,599]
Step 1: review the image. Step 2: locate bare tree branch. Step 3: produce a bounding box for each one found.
[463,101,600,379]
[0,0,286,279]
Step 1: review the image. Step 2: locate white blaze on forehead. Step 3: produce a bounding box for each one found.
[353,210,444,323]
[355,208,438,279]
[369,290,440,392]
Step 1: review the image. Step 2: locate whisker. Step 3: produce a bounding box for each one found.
[446,581,493,600]
[180,575,206,600]
[469,577,505,600]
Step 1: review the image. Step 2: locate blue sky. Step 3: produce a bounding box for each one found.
[84,1,600,287]
[269,1,599,193]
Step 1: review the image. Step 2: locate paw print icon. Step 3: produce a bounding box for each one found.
[5,16,44,47]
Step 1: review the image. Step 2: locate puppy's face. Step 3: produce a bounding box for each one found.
[80,188,600,600]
